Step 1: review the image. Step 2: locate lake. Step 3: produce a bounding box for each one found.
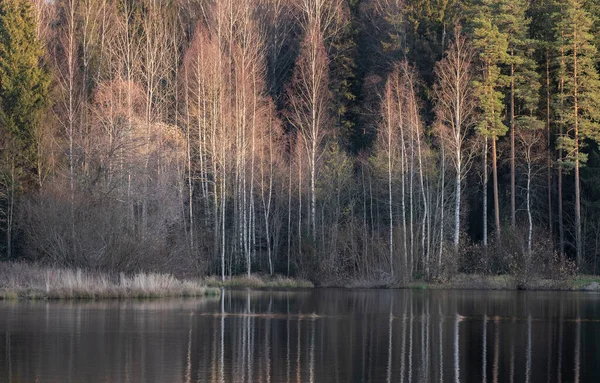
[0,289,599,382]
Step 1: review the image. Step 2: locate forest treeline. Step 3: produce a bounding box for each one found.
[1,0,600,283]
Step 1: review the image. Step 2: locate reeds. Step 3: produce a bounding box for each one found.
[203,275,313,289]
[0,262,220,299]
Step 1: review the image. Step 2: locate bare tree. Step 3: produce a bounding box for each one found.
[517,120,545,254]
[286,16,332,240]
[433,28,477,251]
[56,0,80,256]
[378,65,404,276]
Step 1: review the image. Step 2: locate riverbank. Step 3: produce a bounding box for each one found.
[2,262,598,298]
[0,263,220,300]
[405,274,600,291]
[342,273,600,291]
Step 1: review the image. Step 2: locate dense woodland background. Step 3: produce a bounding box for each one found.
[1,0,600,283]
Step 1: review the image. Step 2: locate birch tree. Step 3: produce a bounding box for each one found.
[433,28,477,251]
[378,65,405,276]
[286,15,332,241]
[472,11,509,242]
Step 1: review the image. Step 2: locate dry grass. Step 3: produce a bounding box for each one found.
[0,262,220,300]
[203,274,313,289]
[404,274,580,291]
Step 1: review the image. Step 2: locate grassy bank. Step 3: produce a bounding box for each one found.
[341,273,600,291]
[572,275,600,290]
[203,275,313,289]
[0,263,220,300]
[403,274,600,291]
[3,262,595,297]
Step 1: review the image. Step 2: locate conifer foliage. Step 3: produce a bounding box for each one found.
[554,0,600,266]
[0,0,49,258]
[0,0,49,174]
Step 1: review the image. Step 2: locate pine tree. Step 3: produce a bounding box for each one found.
[554,0,600,267]
[495,0,541,228]
[530,0,559,240]
[470,1,509,242]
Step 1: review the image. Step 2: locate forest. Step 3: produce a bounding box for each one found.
[1,0,600,285]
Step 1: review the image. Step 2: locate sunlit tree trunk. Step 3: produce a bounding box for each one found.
[287,153,292,276]
[573,33,582,266]
[433,30,476,253]
[287,21,332,243]
[545,52,553,236]
[380,71,397,275]
[438,139,446,266]
[492,136,500,241]
[64,0,78,255]
[510,58,516,228]
[483,138,488,248]
[183,64,195,255]
[558,43,566,261]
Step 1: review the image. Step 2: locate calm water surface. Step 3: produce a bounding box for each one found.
[0,289,599,382]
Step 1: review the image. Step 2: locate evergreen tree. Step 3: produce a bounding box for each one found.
[554,0,600,267]
[0,0,50,259]
[0,0,50,176]
[530,0,559,240]
[405,0,462,86]
[495,0,540,228]
[329,0,360,152]
[470,0,509,241]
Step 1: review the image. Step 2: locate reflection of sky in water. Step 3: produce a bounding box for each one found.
[0,289,598,382]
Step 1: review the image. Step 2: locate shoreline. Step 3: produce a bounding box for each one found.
[2,262,599,300]
[340,274,600,291]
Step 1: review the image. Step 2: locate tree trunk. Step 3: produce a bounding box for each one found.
[65,0,77,257]
[527,156,533,255]
[386,87,394,275]
[510,60,516,228]
[558,34,566,262]
[6,161,15,259]
[388,131,394,275]
[413,91,428,277]
[573,33,582,267]
[310,142,317,240]
[439,140,446,266]
[409,136,415,277]
[453,161,462,251]
[399,112,408,278]
[558,159,565,260]
[546,52,553,235]
[483,137,488,248]
[298,147,302,267]
[287,157,292,276]
[492,137,501,240]
[185,69,195,256]
[575,131,582,267]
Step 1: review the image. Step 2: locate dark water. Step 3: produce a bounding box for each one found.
[0,289,599,382]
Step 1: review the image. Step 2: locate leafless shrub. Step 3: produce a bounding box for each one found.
[457,227,575,289]
[18,176,189,274]
[429,241,462,283]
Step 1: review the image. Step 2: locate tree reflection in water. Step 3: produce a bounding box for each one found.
[0,289,597,382]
